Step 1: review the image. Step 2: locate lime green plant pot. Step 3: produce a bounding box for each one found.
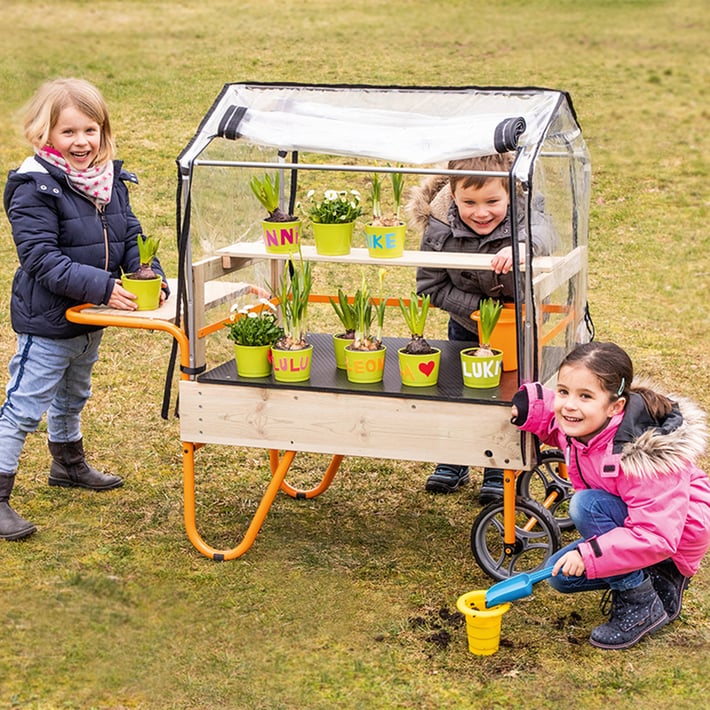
[234,344,272,378]
[261,219,301,254]
[365,222,406,259]
[460,348,503,389]
[345,345,386,384]
[271,344,313,382]
[312,222,354,256]
[121,274,162,311]
[398,347,441,387]
[333,334,354,370]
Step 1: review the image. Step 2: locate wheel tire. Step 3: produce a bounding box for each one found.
[516,449,574,531]
[470,496,562,581]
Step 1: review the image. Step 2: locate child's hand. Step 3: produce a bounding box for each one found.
[552,549,585,577]
[109,279,138,310]
[490,244,526,274]
[160,280,169,304]
[511,405,518,419]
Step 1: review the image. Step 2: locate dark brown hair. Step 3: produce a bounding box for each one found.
[447,153,515,193]
[560,341,674,419]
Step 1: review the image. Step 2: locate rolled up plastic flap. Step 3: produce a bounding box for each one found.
[494,117,527,153]
[222,101,530,164]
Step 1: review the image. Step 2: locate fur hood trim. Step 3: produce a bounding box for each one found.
[405,174,450,232]
[620,392,707,478]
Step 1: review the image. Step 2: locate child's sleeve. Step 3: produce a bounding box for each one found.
[510,382,560,447]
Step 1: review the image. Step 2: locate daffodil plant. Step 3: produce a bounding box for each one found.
[368,169,405,226]
[272,254,313,350]
[350,269,387,351]
[398,291,436,355]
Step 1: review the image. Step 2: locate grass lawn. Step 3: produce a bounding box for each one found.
[0,1,708,708]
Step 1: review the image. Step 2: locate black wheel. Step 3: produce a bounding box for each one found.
[470,496,562,581]
[516,449,574,531]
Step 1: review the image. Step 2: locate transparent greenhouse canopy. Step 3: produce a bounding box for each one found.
[177,83,580,170]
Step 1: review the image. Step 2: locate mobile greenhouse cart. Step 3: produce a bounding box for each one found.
[68,83,591,578]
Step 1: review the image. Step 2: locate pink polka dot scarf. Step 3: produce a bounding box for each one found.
[37,146,114,208]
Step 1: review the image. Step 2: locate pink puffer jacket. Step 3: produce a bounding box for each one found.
[513,383,710,578]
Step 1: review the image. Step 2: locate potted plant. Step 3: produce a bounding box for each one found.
[121,234,163,310]
[250,172,301,254]
[225,299,284,378]
[460,298,504,389]
[365,170,407,258]
[305,188,362,256]
[344,269,388,383]
[329,288,357,369]
[397,292,441,387]
[271,254,314,382]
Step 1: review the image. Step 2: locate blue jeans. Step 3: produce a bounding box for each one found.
[0,331,103,474]
[547,488,645,593]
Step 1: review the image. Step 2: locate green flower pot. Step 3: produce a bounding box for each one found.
[398,347,441,387]
[271,344,313,382]
[365,222,406,258]
[261,219,301,254]
[345,345,386,384]
[312,222,354,256]
[121,274,162,311]
[333,334,354,370]
[460,348,504,389]
[234,344,272,378]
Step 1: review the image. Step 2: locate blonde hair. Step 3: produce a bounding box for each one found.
[23,78,116,165]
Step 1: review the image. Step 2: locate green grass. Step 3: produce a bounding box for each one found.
[1,0,709,708]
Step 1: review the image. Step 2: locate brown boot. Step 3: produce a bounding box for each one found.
[0,473,37,540]
[47,439,123,490]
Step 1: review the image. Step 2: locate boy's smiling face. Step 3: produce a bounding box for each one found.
[452,179,509,235]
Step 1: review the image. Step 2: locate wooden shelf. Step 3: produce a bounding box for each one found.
[216,241,565,273]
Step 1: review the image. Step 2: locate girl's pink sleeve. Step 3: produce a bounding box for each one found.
[512,382,560,448]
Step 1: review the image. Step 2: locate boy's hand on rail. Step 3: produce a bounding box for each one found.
[552,549,585,577]
[490,243,526,274]
[108,279,138,310]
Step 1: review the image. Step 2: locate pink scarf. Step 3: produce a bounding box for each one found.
[38,146,114,208]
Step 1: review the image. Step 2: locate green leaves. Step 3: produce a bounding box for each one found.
[398,291,430,338]
[329,288,358,333]
[136,234,160,267]
[250,173,281,215]
[306,189,363,224]
[478,297,503,347]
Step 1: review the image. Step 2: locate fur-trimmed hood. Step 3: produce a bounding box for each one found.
[405,174,451,232]
[617,390,707,478]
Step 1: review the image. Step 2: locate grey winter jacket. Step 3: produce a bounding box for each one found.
[3,155,166,339]
[408,175,553,335]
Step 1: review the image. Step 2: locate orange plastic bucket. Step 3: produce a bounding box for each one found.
[471,305,518,371]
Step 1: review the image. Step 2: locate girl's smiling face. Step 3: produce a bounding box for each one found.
[452,179,509,235]
[554,363,626,443]
[47,104,101,171]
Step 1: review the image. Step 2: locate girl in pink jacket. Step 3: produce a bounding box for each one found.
[511,341,710,650]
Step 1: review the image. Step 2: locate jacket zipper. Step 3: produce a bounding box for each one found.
[566,435,590,489]
[99,210,109,269]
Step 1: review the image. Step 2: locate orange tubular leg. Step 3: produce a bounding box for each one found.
[271,450,344,499]
[183,442,297,561]
[502,468,518,552]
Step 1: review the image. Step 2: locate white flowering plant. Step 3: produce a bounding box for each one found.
[225,299,284,346]
[305,189,363,224]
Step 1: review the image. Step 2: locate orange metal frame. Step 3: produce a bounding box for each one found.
[66,297,569,563]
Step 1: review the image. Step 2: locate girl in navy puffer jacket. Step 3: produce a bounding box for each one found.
[0,78,167,541]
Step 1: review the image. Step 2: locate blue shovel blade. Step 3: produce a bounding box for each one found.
[485,566,554,607]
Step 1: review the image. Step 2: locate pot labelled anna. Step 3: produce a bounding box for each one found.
[398,348,441,387]
[460,348,503,389]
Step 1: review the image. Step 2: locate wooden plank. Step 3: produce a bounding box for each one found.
[178,380,524,469]
[215,242,565,273]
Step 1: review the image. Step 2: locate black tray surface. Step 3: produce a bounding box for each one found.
[198,334,519,405]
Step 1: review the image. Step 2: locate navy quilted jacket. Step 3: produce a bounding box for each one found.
[3,155,165,338]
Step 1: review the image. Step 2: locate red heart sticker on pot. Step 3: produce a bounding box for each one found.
[418,361,436,376]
